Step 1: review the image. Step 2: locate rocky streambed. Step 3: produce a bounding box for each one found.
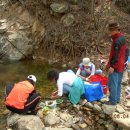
[6,84,130,130]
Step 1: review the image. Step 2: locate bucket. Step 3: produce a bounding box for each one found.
[45,100,57,109]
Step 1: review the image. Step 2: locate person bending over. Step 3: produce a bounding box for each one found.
[47,70,84,105]
[5,75,41,115]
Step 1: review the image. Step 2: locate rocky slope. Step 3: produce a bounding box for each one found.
[0,0,130,64]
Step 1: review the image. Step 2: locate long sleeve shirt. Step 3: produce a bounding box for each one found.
[57,72,77,96]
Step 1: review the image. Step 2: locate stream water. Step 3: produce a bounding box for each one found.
[0,60,61,129]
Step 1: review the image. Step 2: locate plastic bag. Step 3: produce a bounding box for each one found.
[83,82,103,102]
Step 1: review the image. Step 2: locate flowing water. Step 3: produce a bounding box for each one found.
[0,60,61,129]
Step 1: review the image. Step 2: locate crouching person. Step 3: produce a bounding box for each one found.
[5,75,41,115]
[47,69,85,105]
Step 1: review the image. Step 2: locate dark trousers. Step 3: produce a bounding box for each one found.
[5,83,41,114]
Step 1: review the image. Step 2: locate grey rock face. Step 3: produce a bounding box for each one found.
[0,19,33,61]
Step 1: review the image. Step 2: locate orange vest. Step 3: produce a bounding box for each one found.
[5,80,34,109]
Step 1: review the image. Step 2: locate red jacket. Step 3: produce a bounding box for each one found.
[5,80,34,109]
[107,32,126,72]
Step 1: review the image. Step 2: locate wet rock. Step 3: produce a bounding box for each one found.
[7,113,44,130]
[50,3,69,14]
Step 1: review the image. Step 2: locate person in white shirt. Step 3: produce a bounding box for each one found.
[76,57,102,81]
[47,69,85,104]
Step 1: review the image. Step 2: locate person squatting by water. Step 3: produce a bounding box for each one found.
[47,69,85,105]
[105,22,127,105]
[5,75,41,115]
[76,57,102,81]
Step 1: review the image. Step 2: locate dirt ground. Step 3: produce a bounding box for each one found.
[2,0,130,65]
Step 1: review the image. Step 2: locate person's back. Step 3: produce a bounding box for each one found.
[5,80,34,109]
[5,75,41,114]
[47,70,84,104]
[58,72,77,85]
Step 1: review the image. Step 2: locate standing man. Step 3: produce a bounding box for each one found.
[106,22,126,105]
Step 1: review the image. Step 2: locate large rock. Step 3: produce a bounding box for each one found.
[112,112,130,130]
[7,113,44,130]
[0,17,33,61]
[50,3,69,14]
[44,110,60,125]
[102,104,116,115]
[61,14,74,26]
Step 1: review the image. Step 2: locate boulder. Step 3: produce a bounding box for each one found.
[61,14,74,26]
[0,18,33,61]
[50,3,69,14]
[7,113,44,130]
[102,104,116,115]
[44,111,60,125]
[112,112,130,130]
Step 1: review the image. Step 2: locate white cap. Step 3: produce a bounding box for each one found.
[27,75,37,83]
[82,58,91,66]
